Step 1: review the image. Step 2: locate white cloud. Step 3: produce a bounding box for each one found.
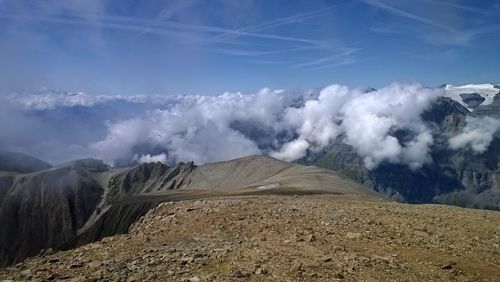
[87,89,287,165]
[274,83,440,169]
[271,139,309,161]
[449,116,500,153]
[136,153,168,164]
[5,91,183,110]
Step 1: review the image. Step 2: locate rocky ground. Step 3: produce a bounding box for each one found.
[1,194,499,281]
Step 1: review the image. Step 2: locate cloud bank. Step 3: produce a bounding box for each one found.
[1,83,497,169]
[274,84,438,169]
[88,83,441,169]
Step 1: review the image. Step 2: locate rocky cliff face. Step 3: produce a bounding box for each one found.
[472,92,500,119]
[0,163,104,267]
[302,95,500,210]
[0,159,196,267]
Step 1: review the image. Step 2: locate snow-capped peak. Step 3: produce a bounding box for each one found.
[444,83,499,111]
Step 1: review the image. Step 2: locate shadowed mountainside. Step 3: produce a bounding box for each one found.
[0,151,52,173]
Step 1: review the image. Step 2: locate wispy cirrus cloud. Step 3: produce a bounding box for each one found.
[360,0,500,45]
[211,5,338,43]
[214,45,326,57]
[0,2,358,72]
[369,25,400,34]
[138,0,198,35]
[360,0,452,31]
[0,13,322,45]
[422,0,490,15]
[290,48,361,71]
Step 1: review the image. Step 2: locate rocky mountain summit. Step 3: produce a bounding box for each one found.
[0,155,377,267]
[0,195,498,281]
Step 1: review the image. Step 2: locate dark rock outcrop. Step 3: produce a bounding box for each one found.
[472,92,500,118]
[459,93,485,109]
[0,164,104,266]
[0,159,195,267]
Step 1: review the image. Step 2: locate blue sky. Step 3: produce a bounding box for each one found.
[0,0,499,95]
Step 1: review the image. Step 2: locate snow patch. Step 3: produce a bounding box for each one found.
[444,84,499,111]
[256,183,280,190]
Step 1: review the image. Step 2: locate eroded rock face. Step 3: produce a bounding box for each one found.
[473,93,500,119]
[459,93,485,109]
[105,161,195,203]
[0,159,197,267]
[0,165,104,266]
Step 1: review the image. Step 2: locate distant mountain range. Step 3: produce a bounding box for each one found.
[300,83,500,210]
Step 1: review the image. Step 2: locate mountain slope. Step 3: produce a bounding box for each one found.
[1,195,498,281]
[0,151,52,173]
[0,155,379,267]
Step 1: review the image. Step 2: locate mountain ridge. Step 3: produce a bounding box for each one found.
[0,154,378,267]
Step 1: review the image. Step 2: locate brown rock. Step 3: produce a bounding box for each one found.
[346,232,361,239]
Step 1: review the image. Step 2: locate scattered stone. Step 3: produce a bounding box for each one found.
[305,234,316,242]
[254,267,267,275]
[372,255,391,264]
[48,258,60,263]
[180,256,195,265]
[188,276,201,282]
[88,261,103,268]
[441,263,453,269]
[346,232,361,239]
[20,269,32,277]
[334,272,345,279]
[69,262,84,268]
[232,269,251,278]
[290,261,303,273]
[333,246,345,252]
[46,273,58,280]
[440,261,456,269]
[127,274,142,281]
